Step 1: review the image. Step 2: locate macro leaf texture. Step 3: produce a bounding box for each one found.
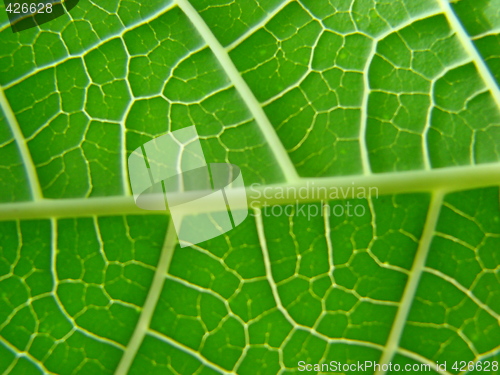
[0,0,499,374]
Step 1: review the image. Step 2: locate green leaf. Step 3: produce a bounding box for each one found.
[0,0,499,374]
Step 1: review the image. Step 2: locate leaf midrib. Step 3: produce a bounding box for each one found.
[175,0,300,182]
[437,0,500,109]
[115,219,177,375]
[375,191,445,375]
[1,162,499,221]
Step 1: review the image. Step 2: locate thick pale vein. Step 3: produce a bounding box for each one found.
[363,8,445,174]
[375,191,445,375]
[147,330,235,374]
[255,208,298,328]
[119,74,134,197]
[474,346,500,364]
[225,0,294,51]
[422,80,436,170]
[1,162,499,221]
[114,220,177,375]
[0,86,42,200]
[175,0,300,182]
[323,203,335,284]
[437,0,500,109]
[473,28,500,40]
[359,39,376,175]
[0,335,55,374]
[424,267,500,321]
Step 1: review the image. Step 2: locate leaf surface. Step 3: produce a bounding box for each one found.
[0,0,499,374]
